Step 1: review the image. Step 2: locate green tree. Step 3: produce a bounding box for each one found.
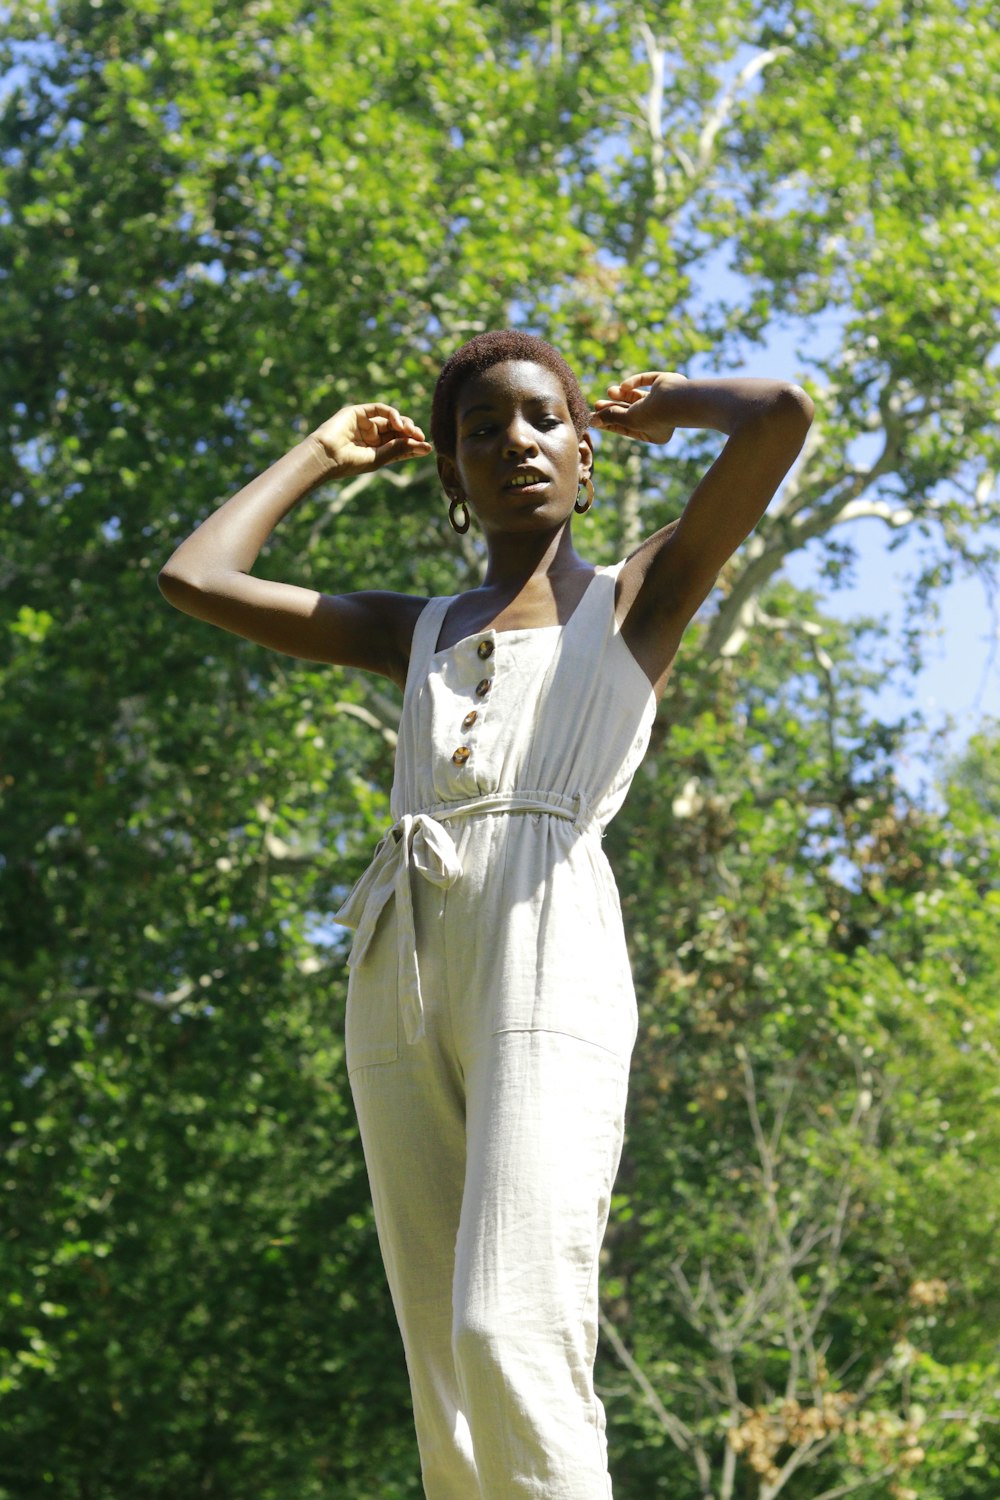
[2,1,998,1496]
[601,634,1000,1498]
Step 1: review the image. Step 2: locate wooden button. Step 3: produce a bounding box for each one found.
[451,746,471,765]
[477,639,494,659]
[475,678,492,698]
[462,711,478,730]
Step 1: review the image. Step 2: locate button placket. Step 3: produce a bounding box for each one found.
[452,641,494,770]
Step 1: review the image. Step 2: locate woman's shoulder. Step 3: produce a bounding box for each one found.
[371,589,436,661]
[314,589,432,689]
[329,587,432,633]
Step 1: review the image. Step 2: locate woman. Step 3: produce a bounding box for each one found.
[159,329,813,1499]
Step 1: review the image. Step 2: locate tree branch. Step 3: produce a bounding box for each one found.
[333,699,399,747]
[136,981,196,1009]
[831,498,915,528]
[809,1468,899,1500]
[305,464,422,551]
[754,610,841,783]
[695,48,790,172]
[707,414,906,660]
[598,1307,696,1452]
[262,832,321,864]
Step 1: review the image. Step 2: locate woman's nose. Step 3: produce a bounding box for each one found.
[502,422,538,457]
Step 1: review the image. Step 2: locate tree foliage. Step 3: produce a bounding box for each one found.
[2,1,998,1496]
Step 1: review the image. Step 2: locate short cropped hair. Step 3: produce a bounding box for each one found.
[430,330,591,457]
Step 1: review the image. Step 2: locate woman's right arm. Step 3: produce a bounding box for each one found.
[157,403,433,688]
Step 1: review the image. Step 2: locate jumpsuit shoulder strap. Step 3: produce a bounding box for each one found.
[402,595,456,700]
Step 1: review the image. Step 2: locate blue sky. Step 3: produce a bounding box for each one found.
[706,301,999,802]
[782,518,998,801]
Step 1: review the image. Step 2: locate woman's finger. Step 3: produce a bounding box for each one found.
[359,401,404,422]
[618,371,662,392]
[358,403,426,439]
[375,436,433,466]
[363,413,427,445]
[592,400,642,425]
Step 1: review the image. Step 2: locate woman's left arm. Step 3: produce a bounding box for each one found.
[591,372,814,689]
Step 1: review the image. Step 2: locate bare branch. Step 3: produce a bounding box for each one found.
[668,1256,710,1335]
[262,832,320,865]
[305,464,422,551]
[755,609,840,780]
[974,466,997,509]
[810,1469,900,1500]
[136,980,196,1008]
[696,48,791,171]
[617,448,644,554]
[549,0,562,68]
[637,20,666,207]
[598,1308,696,1452]
[333,700,399,747]
[832,499,916,528]
[667,138,697,180]
[305,470,378,551]
[708,414,906,660]
[720,1434,738,1500]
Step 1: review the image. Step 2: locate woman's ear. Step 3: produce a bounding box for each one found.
[577,431,595,483]
[437,453,461,496]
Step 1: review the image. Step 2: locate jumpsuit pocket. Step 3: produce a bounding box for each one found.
[521,968,638,1060]
[344,912,400,1072]
[490,839,639,1061]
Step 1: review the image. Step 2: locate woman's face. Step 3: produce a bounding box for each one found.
[439,360,592,535]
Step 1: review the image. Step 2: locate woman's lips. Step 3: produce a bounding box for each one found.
[504,471,550,493]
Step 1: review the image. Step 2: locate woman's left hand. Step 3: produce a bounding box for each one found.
[590,371,688,444]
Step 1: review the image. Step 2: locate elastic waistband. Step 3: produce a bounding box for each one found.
[396,788,594,833]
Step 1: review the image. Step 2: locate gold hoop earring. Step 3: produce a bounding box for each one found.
[574,475,595,514]
[448,495,471,534]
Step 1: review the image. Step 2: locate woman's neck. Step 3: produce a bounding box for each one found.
[479,523,589,593]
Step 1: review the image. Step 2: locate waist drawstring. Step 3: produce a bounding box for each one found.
[334,790,595,1045]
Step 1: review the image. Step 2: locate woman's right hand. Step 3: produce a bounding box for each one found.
[310,403,433,477]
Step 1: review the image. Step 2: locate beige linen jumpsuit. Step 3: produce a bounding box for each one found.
[336,561,656,1500]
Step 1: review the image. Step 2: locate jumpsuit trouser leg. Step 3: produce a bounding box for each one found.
[350,1030,479,1500]
[347,900,630,1500]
